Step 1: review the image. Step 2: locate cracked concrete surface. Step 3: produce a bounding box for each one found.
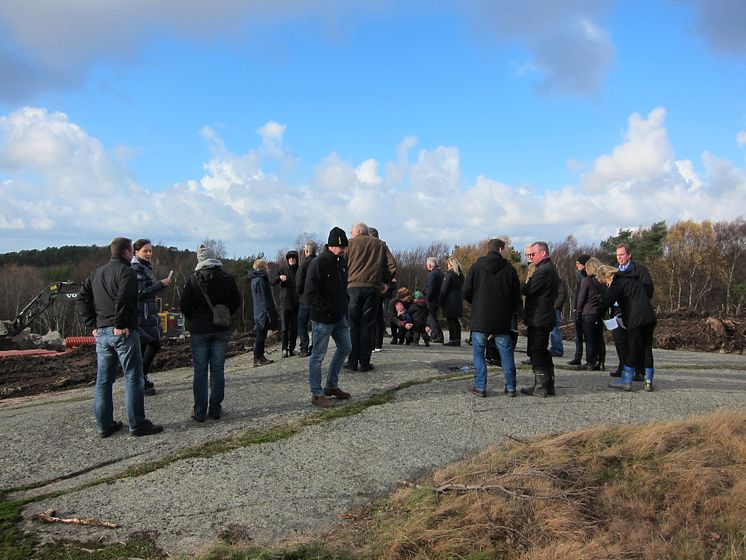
[2,338,745,555]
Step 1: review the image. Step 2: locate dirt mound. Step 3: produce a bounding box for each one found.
[0,331,264,401]
[556,311,746,354]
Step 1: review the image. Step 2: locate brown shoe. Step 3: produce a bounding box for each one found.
[324,386,351,399]
[468,385,487,398]
[311,395,332,408]
[253,356,274,367]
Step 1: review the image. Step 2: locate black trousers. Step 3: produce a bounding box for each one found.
[281,307,299,352]
[526,326,552,369]
[446,317,461,343]
[348,287,379,368]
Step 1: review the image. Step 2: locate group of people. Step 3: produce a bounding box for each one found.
[77,230,657,437]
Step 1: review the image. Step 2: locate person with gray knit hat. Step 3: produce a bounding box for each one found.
[303,227,352,408]
[180,244,241,422]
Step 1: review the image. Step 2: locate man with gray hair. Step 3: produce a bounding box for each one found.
[296,239,318,357]
[520,241,560,397]
[344,222,396,371]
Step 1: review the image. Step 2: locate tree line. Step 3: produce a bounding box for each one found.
[1,218,743,339]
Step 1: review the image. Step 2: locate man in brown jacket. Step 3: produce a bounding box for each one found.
[344,223,397,371]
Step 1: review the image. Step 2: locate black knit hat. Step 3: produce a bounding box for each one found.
[327,227,349,247]
[577,254,591,265]
[286,250,299,260]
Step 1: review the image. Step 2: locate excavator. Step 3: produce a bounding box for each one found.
[0,281,184,339]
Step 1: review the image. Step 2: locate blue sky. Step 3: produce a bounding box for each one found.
[1,0,745,258]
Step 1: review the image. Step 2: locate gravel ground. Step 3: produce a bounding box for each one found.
[2,338,745,556]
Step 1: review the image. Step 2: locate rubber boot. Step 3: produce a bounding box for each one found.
[609,365,634,391]
[522,367,549,397]
[644,367,654,392]
[519,369,537,396]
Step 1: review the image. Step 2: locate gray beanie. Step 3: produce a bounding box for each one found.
[197,245,216,262]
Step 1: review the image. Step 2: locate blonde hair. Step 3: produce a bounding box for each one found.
[252,259,268,272]
[585,257,602,277]
[447,256,464,276]
[597,264,618,282]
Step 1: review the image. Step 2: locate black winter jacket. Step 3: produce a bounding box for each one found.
[424,266,444,305]
[408,299,430,327]
[305,248,349,324]
[180,267,241,335]
[522,258,560,329]
[271,263,299,310]
[439,270,464,319]
[598,275,656,330]
[77,256,139,331]
[617,260,654,299]
[131,256,166,341]
[296,253,316,305]
[463,251,521,335]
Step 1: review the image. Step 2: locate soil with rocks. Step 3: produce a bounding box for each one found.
[0,312,743,401]
[0,332,269,401]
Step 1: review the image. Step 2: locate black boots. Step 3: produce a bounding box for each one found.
[520,366,552,397]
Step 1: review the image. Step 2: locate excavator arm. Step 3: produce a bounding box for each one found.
[0,282,82,338]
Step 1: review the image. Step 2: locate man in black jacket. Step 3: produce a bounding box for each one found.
[77,237,163,438]
[568,255,590,366]
[272,250,300,357]
[296,240,317,357]
[612,243,655,381]
[463,239,522,397]
[304,227,352,408]
[520,241,560,397]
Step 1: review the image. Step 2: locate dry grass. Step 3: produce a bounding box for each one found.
[319,410,746,560]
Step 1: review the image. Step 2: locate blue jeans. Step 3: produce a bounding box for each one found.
[94,327,146,433]
[549,308,564,356]
[472,332,516,392]
[308,317,351,396]
[191,330,231,417]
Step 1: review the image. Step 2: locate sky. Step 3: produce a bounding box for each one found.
[1,0,745,259]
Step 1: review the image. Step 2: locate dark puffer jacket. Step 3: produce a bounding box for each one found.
[180,267,241,334]
[522,258,560,329]
[131,255,166,341]
[463,251,521,335]
[438,270,464,319]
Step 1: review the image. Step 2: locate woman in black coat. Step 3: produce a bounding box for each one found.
[597,264,656,392]
[131,239,172,395]
[439,256,465,346]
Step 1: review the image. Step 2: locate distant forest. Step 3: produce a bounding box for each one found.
[1,218,744,338]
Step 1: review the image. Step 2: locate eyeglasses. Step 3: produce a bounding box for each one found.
[526,252,536,257]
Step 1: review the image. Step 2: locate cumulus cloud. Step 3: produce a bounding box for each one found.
[1,106,745,255]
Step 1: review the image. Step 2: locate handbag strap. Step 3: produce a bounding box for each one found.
[194,273,215,312]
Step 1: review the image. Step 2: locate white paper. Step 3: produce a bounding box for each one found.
[603,318,619,330]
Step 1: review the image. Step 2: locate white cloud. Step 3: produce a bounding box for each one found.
[737,130,746,146]
[1,106,745,256]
